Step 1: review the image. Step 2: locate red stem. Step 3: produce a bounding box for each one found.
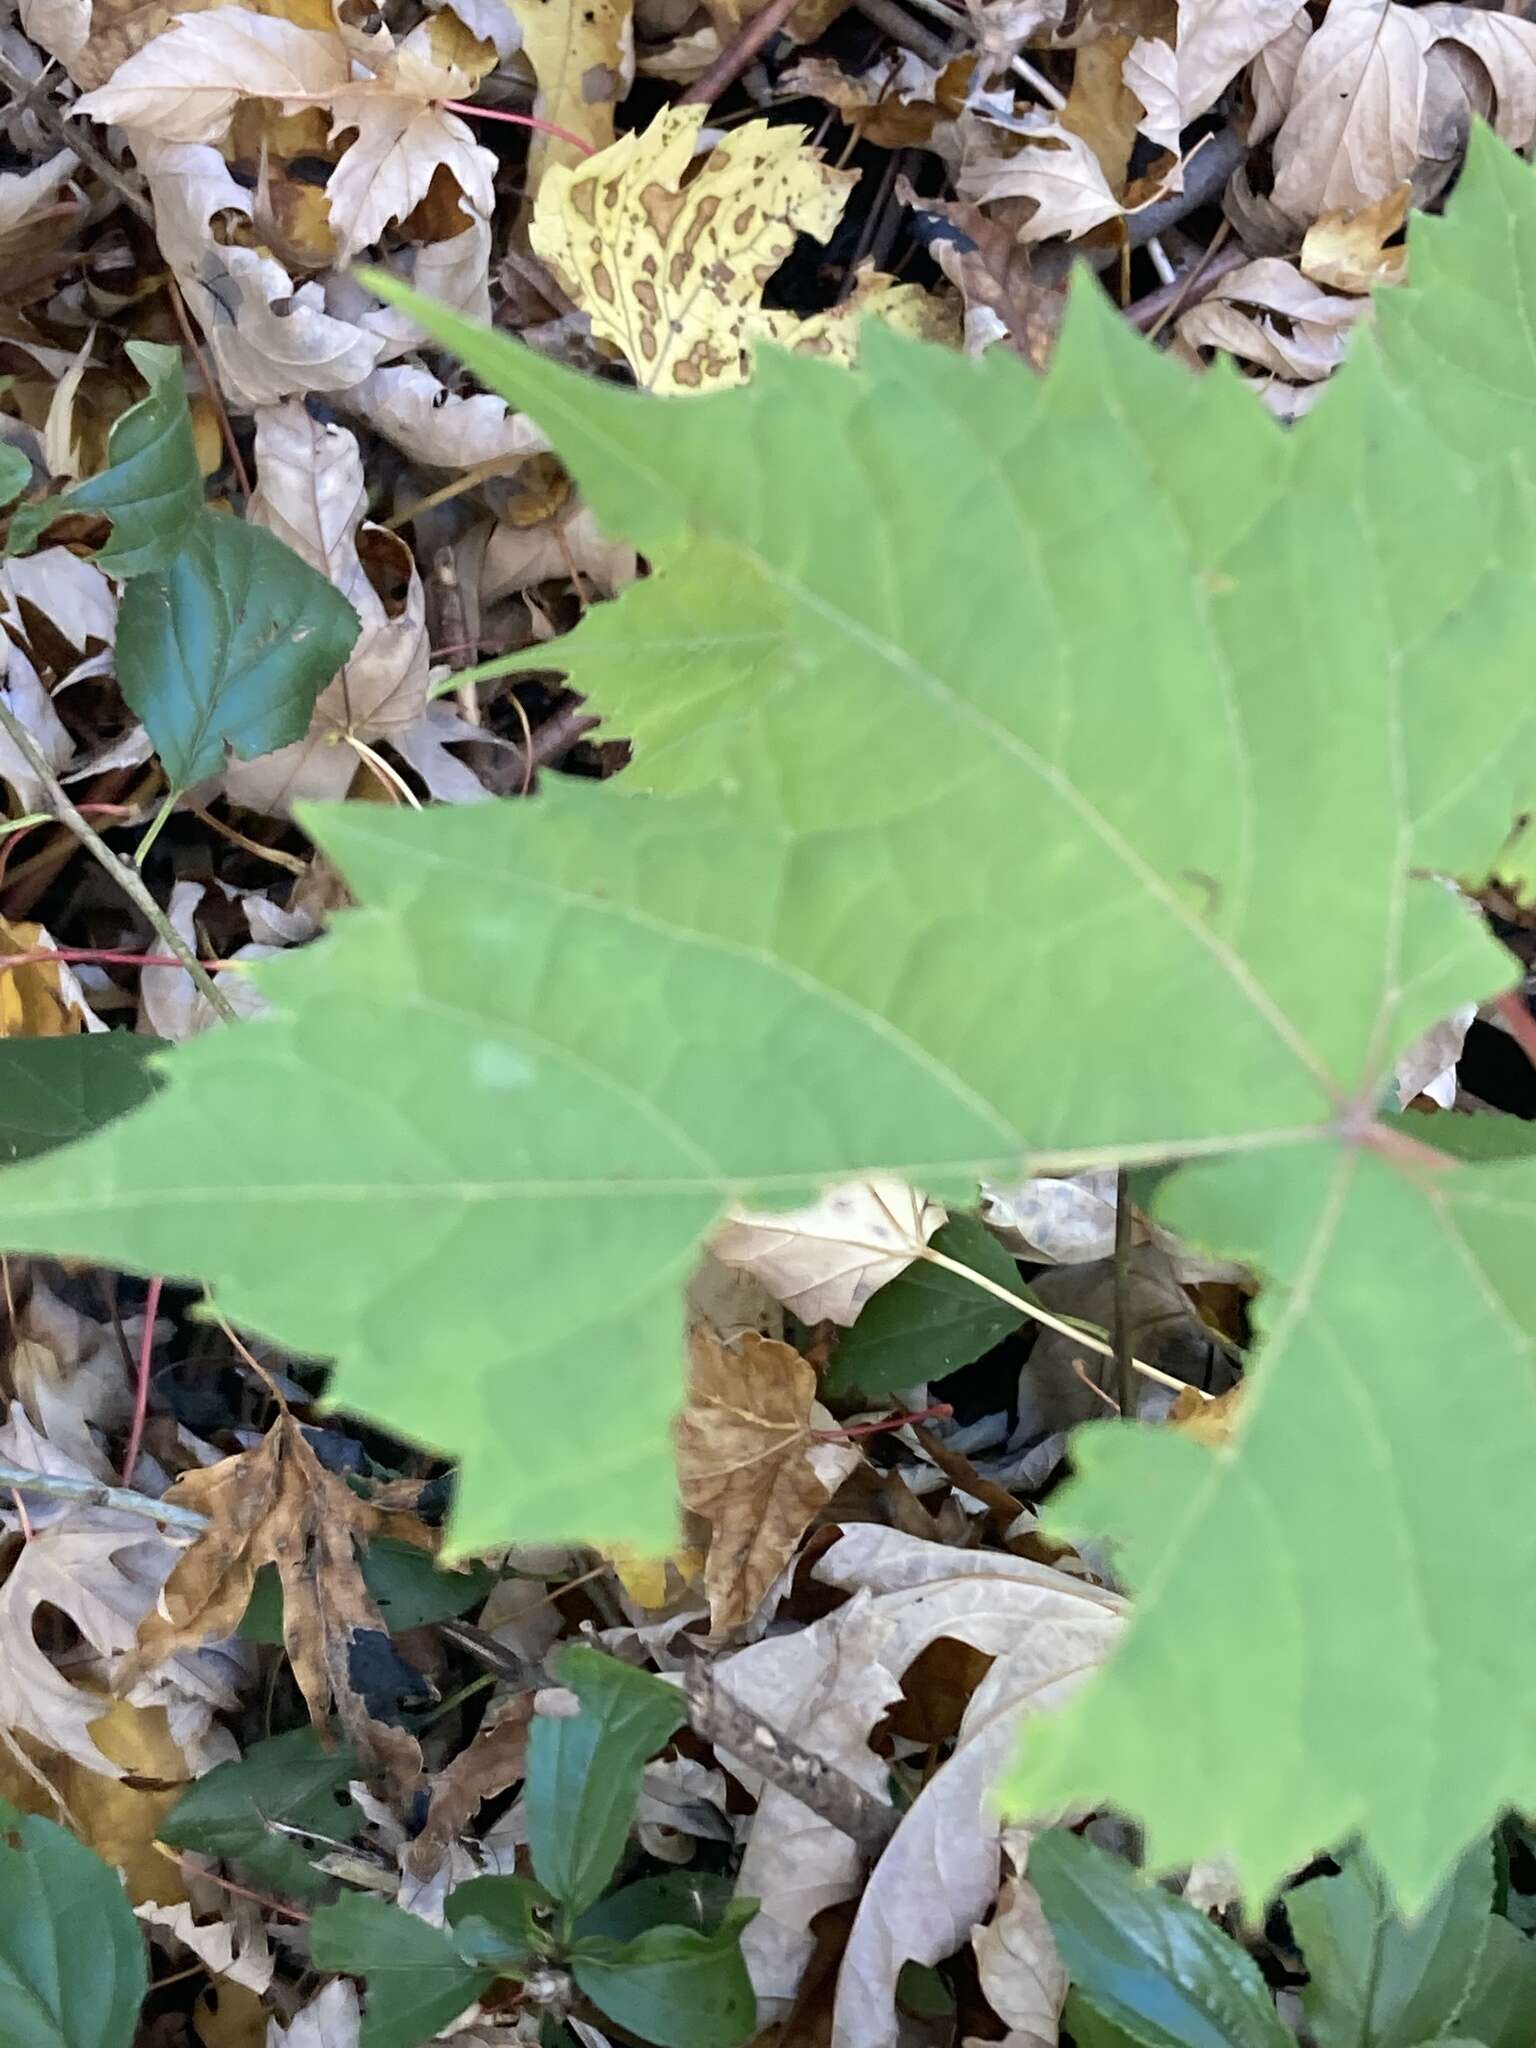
[1,946,231,975]
[440,100,596,155]
[814,1400,953,1442]
[120,1274,161,1487]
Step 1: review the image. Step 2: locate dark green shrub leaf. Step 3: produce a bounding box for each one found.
[309,1893,491,2048]
[160,1726,361,1900]
[444,1875,554,1969]
[0,1037,162,1166]
[576,1873,737,1945]
[1290,1839,1493,2048]
[115,508,359,787]
[66,340,200,576]
[238,1538,494,1645]
[570,1897,758,2048]
[0,443,29,512]
[0,1801,146,2047]
[525,1647,687,1914]
[1030,1830,1289,2048]
[824,1214,1026,1396]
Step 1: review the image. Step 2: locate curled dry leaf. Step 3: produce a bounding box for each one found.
[1174,257,1367,386]
[530,104,856,392]
[346,364,549,470]
[1394,1001,1475,1109]
[711,1177,946,1326]
[1176,0,1304,128]
[1301,182,1410,292]
[678,1329,862,1634]
[1272,0,1428,223]
[1418,5,1536,151]
[136,1897,275,1993]
[118,1411,431,1785]
[406,1692,535,1880]
[971,1839,1067,2048]
[268,1980,362,2048]
[956,115,1121,243]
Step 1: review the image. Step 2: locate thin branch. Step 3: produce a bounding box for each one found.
[679,0,808,106]
[0,699,240,1022]
[679,1662,900,1859]
[0,50,155,227]
[0,1456,208,1534]
[1113,1168,1135,1417]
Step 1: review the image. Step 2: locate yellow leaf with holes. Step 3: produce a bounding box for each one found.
[530,103,856,393]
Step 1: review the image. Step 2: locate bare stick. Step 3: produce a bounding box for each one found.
[679,0,807,106]
[1113,1168,1135,1417]
[680,1662,900,1859]
[0,1456,208,1534]
[0,699,240,1022]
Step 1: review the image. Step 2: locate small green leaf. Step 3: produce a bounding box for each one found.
[824,1214,1026,1396]
[239,1538,494,1645]
[1030,1831,1290,2048]
[1455,1918,1536,2048]
[115,508,359,787]
[0,444,30,512]
[444,1875,553,1969]
[67,340,200,576]
[570,1898,759,2048]
[0,1802,146,2047]
[525,1647,687,1914]
[575,1873,737,1945]
[309,1894,491,2048]
[1290,1838,1493,2048]
[159,1726,361,1900]
[0,1038,163,1167]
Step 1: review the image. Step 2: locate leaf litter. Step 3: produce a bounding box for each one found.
[5,0,1536,2038]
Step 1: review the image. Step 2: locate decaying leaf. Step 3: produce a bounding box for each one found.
[1173,258,1367,391]
[1272,0,1428,223]
[711,1178,946,1325]
[1301,183,1410,292]
[119,1410,432,1784]
[955,115,1122,243]
[529,104,856,391]
[678,1329,861,1633]
[1169,1380,1242,1446]
[136,1898,275,1993]
[971,1840,1067,2048]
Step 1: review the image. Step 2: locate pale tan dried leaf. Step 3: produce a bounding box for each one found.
[971,1849,1066,2048]
[120,1412,426,1784]
[530,104,855,393]
[1300,182,1408,291]
[956,116,1121,242]
[982,1171,1120,1264]
[1272,0,1428,223]
[711,1177,946,1326]
[509,0,633,175]
[73,8,347,144]
[0,154,77,255]
[267,1981,362,2048]
[480,503,638,601]
[966,0,1066,77]
[1245,6,1310,144]
[136,1899,275,1994]
[1176,0,1301,126]
[1058,33,1142,192]
[1394,1002,1475,1109]
[1124,36,1179,154]
[823,1531,1122,2048]
[1169,1380,1242,1445]
[1174,255,1366,379]
[3,1274,128,1477]
[679,1330,860,1633]
[347,364,548,470]
[1417,4,1536,151]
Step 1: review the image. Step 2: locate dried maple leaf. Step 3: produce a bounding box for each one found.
[529,104,856,393]
[119,1411,431,1784]
[711,1177,946,1325]
[678,1330,861,1633]
[1301,183,1410,293]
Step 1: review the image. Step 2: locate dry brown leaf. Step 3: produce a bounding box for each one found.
[406,1692,535,1878]
[901,185,1067,366]
[679,1330,861,1633]
[267,1982,362,2048]
[530,103,855,393]
[711,1178,946,1326]
[1169,1380,1242,1445]
[1058,33,1142,192]
[955,115,1122,242]
[1174,256,1367,383]
[120,1411,429,1785]
[1272,0,1428,223]
[971,1843,1067,2048]
[138,1897,275,1993]
[1301,182,1409,291]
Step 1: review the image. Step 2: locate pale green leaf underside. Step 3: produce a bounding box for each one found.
[8,131,1536,1908]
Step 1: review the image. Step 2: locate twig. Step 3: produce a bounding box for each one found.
[680,1662,900,1859]
[120,1274,162,1487]
[0,699,240,1022]
[0,50,155,227]
[679,0,809,106]
[0,1456,208,1534]
[851,0,951,69]
[167,277,252,498]
[1127,231,1245,336]
[484,698,600,794]
[1112,1169,1135,1417]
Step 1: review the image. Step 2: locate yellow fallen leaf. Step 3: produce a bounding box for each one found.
[1301,184,1410,295]
[510,0,632,177]
[54,1696,192,1907]
[530,104,856,394]
[762,264,962,364]
[1169,1381,1243,1447]
[609,1542,707,1609]
[0,918,91,1038]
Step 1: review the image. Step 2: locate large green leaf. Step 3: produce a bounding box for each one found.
[1456,1918,1536,2048]
[308,1894,491,2048]
[824,1212,1027,1396]
[570,1898,759,2048]
[7,128,1536,1908]
[525,1647,687,1915]
[115,508,359,787]
[1290,1840,1493,2048]
[64,340,201,576]
[1029,1831,1289,2048]
[0,1038,162,1167]
[0,1803,146,2047]
[160,1726,361,1900]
